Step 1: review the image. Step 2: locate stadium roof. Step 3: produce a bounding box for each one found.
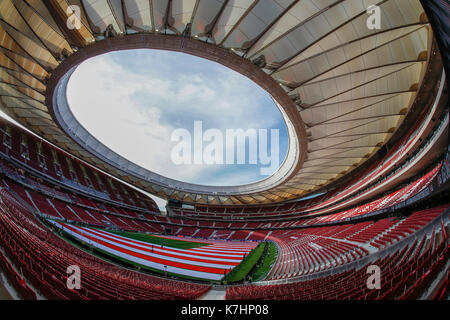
[0,0,443,205]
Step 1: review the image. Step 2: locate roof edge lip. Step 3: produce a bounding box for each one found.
[45,34,308,198]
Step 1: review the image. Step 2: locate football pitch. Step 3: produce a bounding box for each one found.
[49,219,262,282]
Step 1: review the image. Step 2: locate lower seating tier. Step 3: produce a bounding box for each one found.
[226,227,449,300]
[0,189,210,300]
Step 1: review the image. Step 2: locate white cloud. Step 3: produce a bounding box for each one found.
[67,50,287,187]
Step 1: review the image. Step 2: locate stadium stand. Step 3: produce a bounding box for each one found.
[0,0,448,302]
[0,118,160,214]
[226,227,449,300]
[0,154,448,299]
[0,142,447,299]
[0,188,210,300]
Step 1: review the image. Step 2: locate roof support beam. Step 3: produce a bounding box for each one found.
[306,64,418,108]
[306,90,417,110]
[202,0,229,42]
[248,0,345,59]
[301,59,426,88]
[282,25,428,88]
[10,1,60,59]
[0,18,52,71]
[219,0,259,46]
[311,114,402,127]
[243,0,301,55]
[270,0,390,72]
[43,0,91,47]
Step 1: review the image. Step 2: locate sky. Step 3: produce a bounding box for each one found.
[66,49,289,210]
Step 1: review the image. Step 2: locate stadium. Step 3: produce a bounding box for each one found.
[0,0,448,305]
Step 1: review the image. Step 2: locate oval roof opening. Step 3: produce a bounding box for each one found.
[67,49,288,187]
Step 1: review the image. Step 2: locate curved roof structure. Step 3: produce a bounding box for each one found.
[0,0,443,205]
